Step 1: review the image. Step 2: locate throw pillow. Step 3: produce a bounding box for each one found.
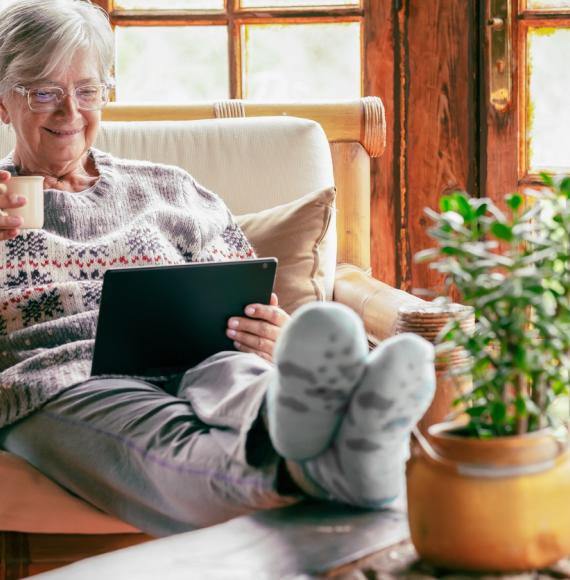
[236,187,337,315]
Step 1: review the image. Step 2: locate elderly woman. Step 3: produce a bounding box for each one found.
[0,0,436,537]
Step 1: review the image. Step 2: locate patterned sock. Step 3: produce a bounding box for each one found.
[285,333,436,507]
[266,301,369,460]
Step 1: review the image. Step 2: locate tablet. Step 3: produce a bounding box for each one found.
[91,258,277,377]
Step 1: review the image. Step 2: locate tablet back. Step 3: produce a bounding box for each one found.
[91,258,277,377]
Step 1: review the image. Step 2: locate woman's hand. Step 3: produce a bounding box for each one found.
[226,293,290,362]
[0,171,25,241]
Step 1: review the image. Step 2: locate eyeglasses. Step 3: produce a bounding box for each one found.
[12,84,109,112]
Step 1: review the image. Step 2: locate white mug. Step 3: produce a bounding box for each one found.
[5,176,45,229]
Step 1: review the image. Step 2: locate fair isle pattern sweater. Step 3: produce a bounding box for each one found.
[0,148,254,427]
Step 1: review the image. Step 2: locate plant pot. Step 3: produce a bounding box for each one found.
[406,420,570,572]
[416,370,471,436]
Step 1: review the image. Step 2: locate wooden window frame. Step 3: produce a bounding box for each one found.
[91,1,397,290]
[92,0,365,99]
[485,0,570,199]
[518,2,570,185]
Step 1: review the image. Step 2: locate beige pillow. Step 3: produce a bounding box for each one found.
[236,187,337,315]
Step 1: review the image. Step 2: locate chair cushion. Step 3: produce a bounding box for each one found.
[0,116,335,214]
[0,451,139,534]
[237,187,337,313]
[0,116,336,534]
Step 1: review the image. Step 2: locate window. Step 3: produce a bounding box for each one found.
[485,0,570,193]
[524,6,570,174]
[93,0,364,103]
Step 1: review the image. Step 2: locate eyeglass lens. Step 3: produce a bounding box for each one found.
[28,85,107,111]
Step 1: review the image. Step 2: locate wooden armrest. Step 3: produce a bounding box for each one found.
[333,264,426,343]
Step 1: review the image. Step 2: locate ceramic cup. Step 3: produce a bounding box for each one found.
[5,176,45,229]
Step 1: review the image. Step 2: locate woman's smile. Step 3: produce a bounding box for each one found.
[0,52,102,183]
[43,126,84,138]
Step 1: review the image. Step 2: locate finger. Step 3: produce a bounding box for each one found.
[227,317,280,343]
[0,194,26,209]
[0,228,20,240]
[270,293,278,307]
[0,170,12,183]
[233,340,273,363]
[243,303,289,327]
[0,215,23,230]
[227,328,275,356]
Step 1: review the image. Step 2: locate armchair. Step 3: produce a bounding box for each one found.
[0,97,424,579]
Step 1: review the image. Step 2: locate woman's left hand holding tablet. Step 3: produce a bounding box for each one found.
[226,293,290,362]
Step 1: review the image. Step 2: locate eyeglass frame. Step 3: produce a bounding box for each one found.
[12,83,111,112]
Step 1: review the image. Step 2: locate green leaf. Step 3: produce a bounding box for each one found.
[440,246,463,256]
[548,396,569,423]
[552,380,568,396]
[439,196,452,212]
[465,405,488,417]
[514,344,526,369]
[414,248,439,263]
[540,172,554,187]
[455,194,474,221]
[490,222,513,241]
[506,193,523,210]
[559,176,570,198]
[475,202,488,217]
[490,401,507,424]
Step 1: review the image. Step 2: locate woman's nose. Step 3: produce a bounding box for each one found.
[56,92,81,117]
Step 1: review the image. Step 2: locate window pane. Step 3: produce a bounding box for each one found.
[527,28,570,172]
[115,27,228,102]
[242,0,357,7]
[115,0,223,9]
[242,23,360,100]
[527,0,570,8]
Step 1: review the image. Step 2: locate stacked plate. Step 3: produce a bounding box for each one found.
[395,302,475,372]
[396,302,475,431]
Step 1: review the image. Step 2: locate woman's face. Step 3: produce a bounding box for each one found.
[0,54,103,172]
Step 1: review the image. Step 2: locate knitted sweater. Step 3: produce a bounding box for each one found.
[0,148,255,428]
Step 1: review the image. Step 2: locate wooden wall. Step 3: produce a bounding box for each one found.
[366,0,480,294]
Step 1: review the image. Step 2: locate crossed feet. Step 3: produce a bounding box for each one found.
[266,302,436,508]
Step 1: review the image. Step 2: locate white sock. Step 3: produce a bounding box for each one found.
[266,301,369,460]
[284,333,436,507]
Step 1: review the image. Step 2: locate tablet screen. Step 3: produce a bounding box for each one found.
[91,258,277,376]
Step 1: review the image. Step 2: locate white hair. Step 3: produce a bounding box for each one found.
[0,0,114,95]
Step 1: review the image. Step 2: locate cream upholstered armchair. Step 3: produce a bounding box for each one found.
[0,98,424,579]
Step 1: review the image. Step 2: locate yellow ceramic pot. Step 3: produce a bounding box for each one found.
[407,421,570,572]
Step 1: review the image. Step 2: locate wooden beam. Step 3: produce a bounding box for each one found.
[102,99,386,158]
[483,0,520,198]
[365,0,398,287]
[405,0,479,294]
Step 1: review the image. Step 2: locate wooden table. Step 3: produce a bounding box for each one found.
[26,502,570,579]
[27,501,409,579]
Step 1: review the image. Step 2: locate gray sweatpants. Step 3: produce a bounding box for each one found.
[0,352,300,536]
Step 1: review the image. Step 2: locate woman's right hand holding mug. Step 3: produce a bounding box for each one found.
[0,171,25,240]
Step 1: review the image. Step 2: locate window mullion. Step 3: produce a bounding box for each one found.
[519,10,570,22]
[227,0,241,98]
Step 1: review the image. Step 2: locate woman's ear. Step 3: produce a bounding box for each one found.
[0,99,11,124]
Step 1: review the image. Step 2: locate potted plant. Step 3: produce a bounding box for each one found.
[406,175,570,572]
